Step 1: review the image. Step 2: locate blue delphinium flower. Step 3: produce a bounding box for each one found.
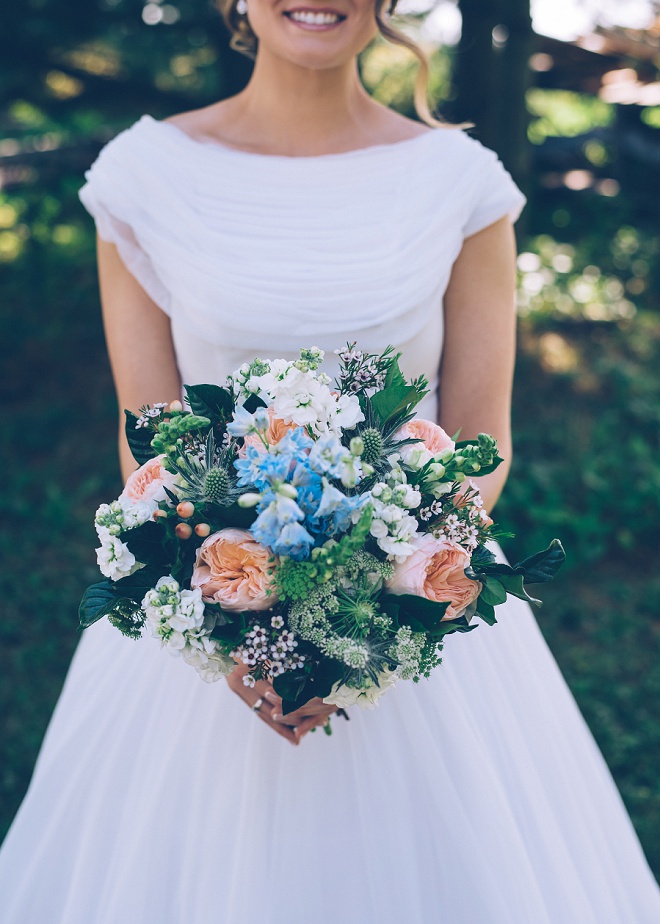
[226,405,269,439]
[316,479,367,536]
[234,445,291,490]
[272,523,315,560]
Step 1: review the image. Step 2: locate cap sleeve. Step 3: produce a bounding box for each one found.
[460,134,527,238]
[78,119,173,316]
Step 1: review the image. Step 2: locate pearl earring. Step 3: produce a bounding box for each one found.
[237,0,248,14]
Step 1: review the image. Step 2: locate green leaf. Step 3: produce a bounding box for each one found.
[384,354,406,389]
[371,385,418,426]
[380,592,450,631]
[475,598,497,625]
[498,572,542,606]
[428,614,478,640]
[243,393,268,414]
[184,384,234,422]
[79,580,120,628]
[273,670,309,706]
[124,410,157,466]
[480,577,508,606]
[120,520,169,567]
[114,563,170,604]
[514,539,566,584]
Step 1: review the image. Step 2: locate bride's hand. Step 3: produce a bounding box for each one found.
[226,663,337,743]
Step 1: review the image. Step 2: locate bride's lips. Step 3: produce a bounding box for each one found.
[282,6,347,30]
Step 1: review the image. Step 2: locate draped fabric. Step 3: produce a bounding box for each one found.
[1,114,658,923]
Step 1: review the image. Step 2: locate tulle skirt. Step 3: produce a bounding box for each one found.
[1,556,659,923]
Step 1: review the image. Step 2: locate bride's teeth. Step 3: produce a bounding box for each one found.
[288,10,341,24]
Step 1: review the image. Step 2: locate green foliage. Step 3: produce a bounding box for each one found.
[124,410,158,466]
[276,507,374,601]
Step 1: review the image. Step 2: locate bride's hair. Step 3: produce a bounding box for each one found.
[216,0,448,128]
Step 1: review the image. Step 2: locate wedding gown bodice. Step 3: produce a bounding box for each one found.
[78,114,526,416]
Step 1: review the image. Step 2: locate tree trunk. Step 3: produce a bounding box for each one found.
[452,0,533,214]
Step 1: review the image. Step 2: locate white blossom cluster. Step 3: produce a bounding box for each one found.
[391,626,426,680]
[134,401,168,429]
[369,474,422,563]
[142,576,233,682]
[231,614,306,686]
[422,483,492,552]
[94,498,154,580]
[232,353,364,437]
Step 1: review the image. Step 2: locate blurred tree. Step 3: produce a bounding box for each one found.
[0,0,253,130]
[452,0,533,196]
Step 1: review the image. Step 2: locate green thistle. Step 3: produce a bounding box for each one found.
[360,427,384,465]
[203,467,231,502]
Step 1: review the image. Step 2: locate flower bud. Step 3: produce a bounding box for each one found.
[278,483,298,499]
[176,501,195,519]
[238,492,261,508]
[349,436,364,456]
[194,523,211,537]
[175,522,193,540]
[168,400,183,413]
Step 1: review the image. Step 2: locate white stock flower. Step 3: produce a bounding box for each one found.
[323,671,397,709]
[96,535,141,580]
[142,576,233,682]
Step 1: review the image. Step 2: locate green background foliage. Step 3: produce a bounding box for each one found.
[1,0,659,882]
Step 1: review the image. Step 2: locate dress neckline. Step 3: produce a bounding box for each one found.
[141,113,445,162]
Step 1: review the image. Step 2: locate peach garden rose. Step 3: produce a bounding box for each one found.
[239,405,298,457]
[120,454,178,506]
[190,528,277,612]
[386,534,482,620]
[397,419,455,456]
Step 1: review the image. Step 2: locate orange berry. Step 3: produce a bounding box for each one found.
[175,522,193,540]
[195,523,211,537]
[176,501,195,519]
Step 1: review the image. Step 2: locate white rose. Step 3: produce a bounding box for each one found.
[323,671,397,709]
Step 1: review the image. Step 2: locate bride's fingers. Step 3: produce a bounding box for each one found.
[254,707,299,745]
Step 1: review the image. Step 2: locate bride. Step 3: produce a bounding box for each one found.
[1,0,659,920]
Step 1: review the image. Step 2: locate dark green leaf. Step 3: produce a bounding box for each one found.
[480,577,508,606]
[273,669,309,705]
[514,539,566,584]
[243,394,268,414]
[120,519,169,566]
[79,580,120,628]
[124,410,157,466]
[184,383,234,422]
[380,592,450,631]
[498,572,542,606]
[114,563,169,604]
[428,614,478,640]
[475,598,497,626]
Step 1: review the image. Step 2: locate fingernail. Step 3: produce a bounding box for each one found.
[264,691,279,703]
[272,712,282,722]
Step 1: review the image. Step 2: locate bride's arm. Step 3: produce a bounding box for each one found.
[96,235,182,484]
[439,215,518,513]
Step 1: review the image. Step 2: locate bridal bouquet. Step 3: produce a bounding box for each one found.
[80,344,565,714]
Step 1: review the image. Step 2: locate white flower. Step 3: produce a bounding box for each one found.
[323,671,397,709]
[96,535,141,580]
[142,577,234,680]
[398,443,433,470]
[332,393,364,431]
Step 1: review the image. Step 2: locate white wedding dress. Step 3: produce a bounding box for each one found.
[1,114,659,924]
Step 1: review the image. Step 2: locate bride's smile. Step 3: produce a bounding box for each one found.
[282,7,348,30]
